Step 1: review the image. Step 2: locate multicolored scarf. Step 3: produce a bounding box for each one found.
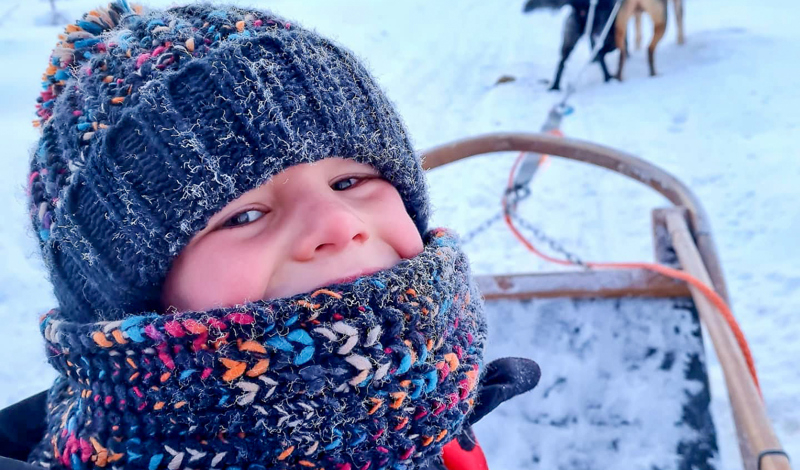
[29,228,487,470]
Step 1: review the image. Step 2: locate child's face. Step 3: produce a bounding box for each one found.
[161,158,425,313]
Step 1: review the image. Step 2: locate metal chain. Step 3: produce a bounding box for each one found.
[459,202,588,268]
[509,212,589,269]
[460,210,504,245]
[461,116,590,267]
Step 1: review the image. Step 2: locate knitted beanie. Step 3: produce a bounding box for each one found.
[28,1,430,324]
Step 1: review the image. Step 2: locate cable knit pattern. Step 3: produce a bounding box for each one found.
[29,229,487,470]
[28,1,430,322]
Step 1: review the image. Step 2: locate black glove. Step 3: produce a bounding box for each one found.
[468,356,541,426]
[0,391,47,461]
[421,357,541,469]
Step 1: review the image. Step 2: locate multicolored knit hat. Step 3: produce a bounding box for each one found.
[28,0,430,323]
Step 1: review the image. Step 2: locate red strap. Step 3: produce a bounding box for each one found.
[442,437,489,470]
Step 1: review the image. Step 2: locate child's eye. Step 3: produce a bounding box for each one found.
[332,176,376,191]
[223,209,265,228]
[331,177,361,191]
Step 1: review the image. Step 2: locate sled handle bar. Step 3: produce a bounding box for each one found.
[421,132,730,305]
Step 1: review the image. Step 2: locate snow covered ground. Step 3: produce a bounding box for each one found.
[1,0,797,468]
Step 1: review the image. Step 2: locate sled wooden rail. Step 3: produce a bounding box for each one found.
[475,268,690,300]
[665,208,791,470]
[422,132,731,305]
[422,133,792,470]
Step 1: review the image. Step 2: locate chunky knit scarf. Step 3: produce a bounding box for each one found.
[29,229,487,470]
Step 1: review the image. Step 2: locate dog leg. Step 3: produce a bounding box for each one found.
[648,22,666,75]
[614,28,627,81]
[643,0,667,76]
[551,12,582,91]
[634,10,643,50]
[674,0,685,44]
[596,8,620,81]
[598,53,613,82]
[551,60,567,91]
[614,2,636,81]
[625,34,631,59]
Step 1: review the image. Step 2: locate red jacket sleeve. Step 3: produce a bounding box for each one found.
[442,431,489,470]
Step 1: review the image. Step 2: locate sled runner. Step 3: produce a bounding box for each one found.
[422,133,792,470]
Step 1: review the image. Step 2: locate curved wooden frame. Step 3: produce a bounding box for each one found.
[422,132,730,304]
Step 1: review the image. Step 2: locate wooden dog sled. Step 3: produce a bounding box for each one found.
[422,133,791,470]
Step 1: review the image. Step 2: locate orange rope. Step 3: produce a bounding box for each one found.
[503,145,762,394]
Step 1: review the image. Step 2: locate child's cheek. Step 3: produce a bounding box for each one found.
[371,184,424,260]
[396,225,424,259]
[163,238,275,312]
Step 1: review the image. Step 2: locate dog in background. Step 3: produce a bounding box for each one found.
[523,0,685,87]
[616,0,684,80]
[523,0,620,91]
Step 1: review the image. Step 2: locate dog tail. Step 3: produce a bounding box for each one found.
[522,0,570,13]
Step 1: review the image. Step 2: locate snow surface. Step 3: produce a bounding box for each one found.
[477,296,714,469]
[0,0,797,467]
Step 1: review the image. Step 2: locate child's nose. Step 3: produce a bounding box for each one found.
[290,193,370,261]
